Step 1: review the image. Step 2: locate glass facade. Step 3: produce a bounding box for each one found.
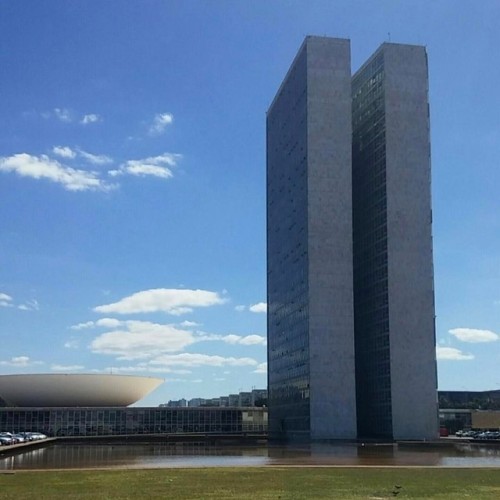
[267,45,310,439]
[0,407,267,437]
[352,52,393,438]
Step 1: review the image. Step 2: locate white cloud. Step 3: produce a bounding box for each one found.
[78,149,113,166]
[249,302,267,313]
[51,364,84,372]
[219,334,241,344]
[234,305,246,312]
[52,146,112,165]
[150,353,258,368]
[90,320,196,359]
[109,153,181,179]
[53,146,77,159]
[179,320,201,328]
[148,113,173,135]
[0,153,115,192]
[0,292,13,308]
[239,334,267,346]
[0,356,43,367]
[70,318,125,330]
[436,346,474,361]
[70,321,95,330]
[80,114,101,125]
[96,318,124,328]
[94,288,226,315]
[449,328,499,343]
[101,365,190,375]
[64,339,80,349]
[18,299,39,311]
[195,333,267,346]
[54,107,72,122]
[254,362,267,374]
[220,334,266,346]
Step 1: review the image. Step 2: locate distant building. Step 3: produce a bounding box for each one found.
[251,389,268,406]
[267,36,438,441]
[438,390,500,410]
[160,398,187,408]
[228,394,239,406]
[239,392,252,407]
[188,398,206,407]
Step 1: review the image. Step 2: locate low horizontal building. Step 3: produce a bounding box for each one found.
[0,406,268,437]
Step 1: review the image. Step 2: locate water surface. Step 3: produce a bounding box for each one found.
[2,441,500,470]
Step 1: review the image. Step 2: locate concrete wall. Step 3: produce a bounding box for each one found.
[384,43,439,440]
[306,37,357,439]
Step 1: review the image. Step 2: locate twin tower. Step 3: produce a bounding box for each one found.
[266,37,438,441]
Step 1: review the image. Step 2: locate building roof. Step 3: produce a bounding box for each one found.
[0,374,163,407]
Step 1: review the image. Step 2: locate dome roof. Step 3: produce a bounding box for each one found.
[0,374,163,407]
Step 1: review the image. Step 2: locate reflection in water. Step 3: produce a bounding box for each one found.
[1,441,500,470]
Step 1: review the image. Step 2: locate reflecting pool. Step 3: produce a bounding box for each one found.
[2,441,500,470]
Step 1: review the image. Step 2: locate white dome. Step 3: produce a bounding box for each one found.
[0,374,163,407]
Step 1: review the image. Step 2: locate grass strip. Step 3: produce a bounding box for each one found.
[0,467,499,499]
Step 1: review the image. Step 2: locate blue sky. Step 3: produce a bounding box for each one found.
[0,1,499,405]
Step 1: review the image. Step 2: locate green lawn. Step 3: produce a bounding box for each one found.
[0,467,499,499]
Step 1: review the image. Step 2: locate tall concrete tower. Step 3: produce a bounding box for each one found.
[266,37,438,441]
[267,37,357,440]
[352,43,438,440]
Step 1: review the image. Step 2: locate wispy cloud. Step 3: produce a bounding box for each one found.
[53,107,73,123]
[70,321,95,330]
[254,362,267,374]
[198,333,266,346]
[100,365,190,375]
[0,356,43,367]
[148,113,173,136]
[53,146,77,159]
[0,153,115,192]
[109,153,181,179]
[51,364,84,372]
[249,302,267,313]
[64,338,80,349]
[436,346,474,361]
[44,109,101,125]
[0,292,13,308]
[18,299,39,311]
[94,288,227,315]
[78,149,113,165]
[149,353,258,368]
[0,293,38,311]
[80,114,101,125]
[234,305,246,312]
[449,328,499,343]
[179,320,201,328]
[52,146,113,166]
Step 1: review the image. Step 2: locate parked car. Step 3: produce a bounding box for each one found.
[12,434,26,443]
[0,436,14,446]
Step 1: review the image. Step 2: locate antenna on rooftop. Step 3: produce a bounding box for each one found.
[388,32,391,42]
